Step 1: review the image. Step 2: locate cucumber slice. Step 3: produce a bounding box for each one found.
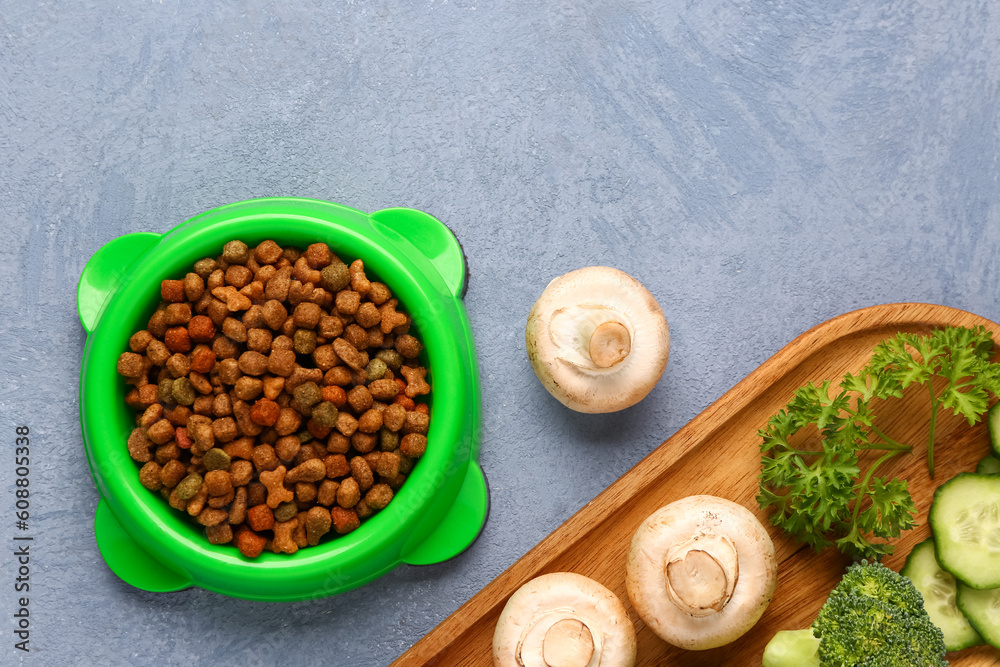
[930,473,1000,589]
[901,538,983,650]
[989,402,1000,457]
[978,454,1000,475]
[957,582,1000,649]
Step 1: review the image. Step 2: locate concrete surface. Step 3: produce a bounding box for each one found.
[2,0,999,665]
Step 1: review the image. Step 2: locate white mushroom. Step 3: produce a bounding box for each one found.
[525,267,669,413]
[625,495,777,650]
[493,572,636,667]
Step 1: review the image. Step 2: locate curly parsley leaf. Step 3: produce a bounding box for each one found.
[758,325,1000,560]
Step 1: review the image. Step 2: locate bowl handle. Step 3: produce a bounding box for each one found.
[401,462,489,566]
[77,232,162,334]
[369,208,468,299]
[94,498,192,593]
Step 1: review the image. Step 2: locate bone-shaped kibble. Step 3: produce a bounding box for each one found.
[379,299,408,334]
[400,365,430,398]
[211,286,252,312]
[259,466,295,509]
[272,517,299,554]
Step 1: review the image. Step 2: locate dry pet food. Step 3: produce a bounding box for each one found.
[116,240,431,557]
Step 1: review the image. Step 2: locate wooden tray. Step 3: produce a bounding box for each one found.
[392,303,1000,666]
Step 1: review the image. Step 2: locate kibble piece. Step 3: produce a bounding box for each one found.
[344,323,368,350]
[250,443,279,472]
[267,348,296,377]
[317,479,340,506]
[367,281,390,305]
[206,522,233,545]
[272,518,299,554]
[357,408,383,435]
[293,329,317,355]
[259,466,295,508]
[238,350,268,376]
[310,402,339,429]
[159,460,187,488]
[222,240,250,265]
[128,330,153,353]
[403,411,429,435]
[253,239,281,264]
[365,484,394,511]
[223,317,248,343]
[305,506,331,545]
[138,462,163,490]
[325,454,350,478]
[273,435,300,463]
[211,417,239,443]
[333,290,360,316]
[197,508,229,527]
[202,447,231,472]
[165,302,192,326]
[335,411,358,437]
[245,327,272,353]
[332,338,368,370]
[395,334,423,359]
[249,397,280,427]
[274,501,299,523]
[171,377,196,406]
[379,301,407,334]
[117,352,145,377]
[261,299,288,330]
[225,264,252,288]
[204,471,233,498]
[223,436,254,460]
[350,456,374,492]
[365,359,388,383]
[382,403,407,432]
[331,507,360,534]
[161,279,186,302]
[379,429,400,452]
[266,408,297,437]
[233,376,263,401]
[400,365,431,398]
[165,353,191,379]
[293,382,322,410]
[146,419,175,446]
[144,340,169,367]
[318,315,344,339]
[400,433,427,457]
[291,302,322,329]
[295,481,318,505]
[336,477,361,508]
[316,258,348,292]
[162,326,191,354]
[246,504,275,532]
[176,473,204,500]
[212,334,239,360]
[286,458,326,484]
[376,451,401,479]
[235,528,266,558]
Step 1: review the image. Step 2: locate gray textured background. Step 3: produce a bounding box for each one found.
[2,1,999,665]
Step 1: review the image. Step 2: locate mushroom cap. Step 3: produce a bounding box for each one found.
[625,495,777,651]
[525,267,669,413]
[493,572,636,667]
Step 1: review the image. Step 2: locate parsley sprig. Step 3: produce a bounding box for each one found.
[757,325,1000,559]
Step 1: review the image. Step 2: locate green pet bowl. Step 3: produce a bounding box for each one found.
[76,197,488,601]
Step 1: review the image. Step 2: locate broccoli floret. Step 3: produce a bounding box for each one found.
[813,560,947,667]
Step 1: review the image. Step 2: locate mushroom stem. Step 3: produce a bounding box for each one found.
[666,550,731,616]
[542,619,595,667]
[589,321,631,368]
